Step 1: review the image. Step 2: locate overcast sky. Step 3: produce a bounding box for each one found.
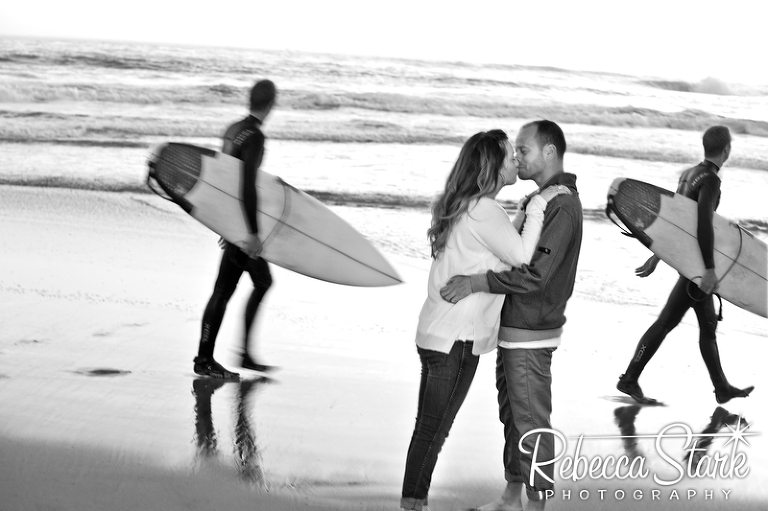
[1,0,764,84]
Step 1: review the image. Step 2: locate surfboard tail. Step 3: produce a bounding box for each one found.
[147,143,219,213]
[606,178,670,248]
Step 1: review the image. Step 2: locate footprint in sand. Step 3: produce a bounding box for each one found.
[15,339,44,345]
[73,368,132,377]
[93,323,147,338]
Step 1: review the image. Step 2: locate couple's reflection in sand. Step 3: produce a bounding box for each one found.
[613,403,749,464]
[192,376,272,487]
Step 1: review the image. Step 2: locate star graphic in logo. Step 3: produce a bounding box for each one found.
[722,416,755,449]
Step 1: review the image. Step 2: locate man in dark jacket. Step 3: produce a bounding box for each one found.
[441,120,583,511]
[193,80,277,379]
[617,125,753,405]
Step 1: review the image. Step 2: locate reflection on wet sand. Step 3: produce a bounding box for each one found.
[613,405,643,459]
[613,404,751,465]
[683,407,750,467]
[192,377,271,487]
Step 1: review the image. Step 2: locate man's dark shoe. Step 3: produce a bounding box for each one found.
[194,356,240,380]
[715,385,754,404]
[617,374,659,405]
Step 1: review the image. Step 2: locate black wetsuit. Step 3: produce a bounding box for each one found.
[623,160,729,390]
[197,115,273,360]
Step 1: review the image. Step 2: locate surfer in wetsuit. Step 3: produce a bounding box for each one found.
[193,80,277,379]
[617,125,754,404]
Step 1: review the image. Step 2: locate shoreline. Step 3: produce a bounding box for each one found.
[1,178,767,235]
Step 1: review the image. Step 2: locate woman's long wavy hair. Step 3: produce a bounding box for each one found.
[428,129,509,258]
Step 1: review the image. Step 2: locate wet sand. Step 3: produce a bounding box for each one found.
[0,185,766,510]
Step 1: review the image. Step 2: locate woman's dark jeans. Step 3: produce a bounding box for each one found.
[401,341,479,510]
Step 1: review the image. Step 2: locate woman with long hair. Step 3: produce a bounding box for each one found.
[401,129,569,511]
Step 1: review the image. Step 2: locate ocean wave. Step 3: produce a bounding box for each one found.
[6,75,768,137]
[0,52,42,63]
[642,77,734,96]
[0,137,148,148]
[3,79,768,138]
[431,75,523,89]
[52,54,168,72]
[0,83,245,104]
[0,49,211,74]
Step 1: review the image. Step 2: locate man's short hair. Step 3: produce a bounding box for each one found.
[703,125,731,157]
[250,80,276,112]
[524,120,567,159]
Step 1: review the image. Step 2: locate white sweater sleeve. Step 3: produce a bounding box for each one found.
[517,195,546,264]
[468,196,547,267]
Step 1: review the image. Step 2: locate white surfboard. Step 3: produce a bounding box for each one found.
[607,177,767,318]
[147,143,402,287]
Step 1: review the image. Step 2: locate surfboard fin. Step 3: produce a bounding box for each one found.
[146,164,173,202]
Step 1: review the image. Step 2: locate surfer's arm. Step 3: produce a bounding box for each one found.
[696,185,717,269]
[696,184,720,293]
[240,132,265,235]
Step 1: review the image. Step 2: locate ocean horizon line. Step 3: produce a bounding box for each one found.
[0,34,714,84]
[4,34,768,91]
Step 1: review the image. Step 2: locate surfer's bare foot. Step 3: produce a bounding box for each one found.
[617,374,659,405]
[715,384,754,404]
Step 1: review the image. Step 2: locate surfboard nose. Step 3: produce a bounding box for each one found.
[358,255,403,287]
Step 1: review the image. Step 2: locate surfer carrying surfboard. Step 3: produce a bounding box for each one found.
[193,80,277,379]
[616,125,754,405]
[400,129,570,511]
[440,120,583,511]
